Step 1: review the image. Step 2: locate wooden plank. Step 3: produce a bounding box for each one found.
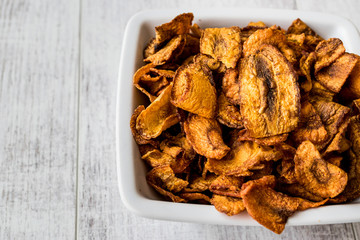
[0,1,79,239]
[78,0,357,239]
[354,223,360,240]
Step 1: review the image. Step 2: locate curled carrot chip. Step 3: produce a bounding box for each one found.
[340,54,360,100]
[236,129,288,146]
[205,141,282,177]
[333,116,360,202]
[287,18,323,51]
[217,93,243,128]
[292,101,328,145]
[294,141,348,198]
[240,22,267,43]
[144,35,186,65]
[171,61,217,118]
[193,53,224,71]
[239,44,300,138]
[210,194,245,216]
[243,28,297,65]
[141,148,175,168]
[314,38,345,74]
[184,114,230,159]
[183,174,217,193]
[200,27,242,68]
[136,84,179,139]
[323,119,350,156]
[222,68,240,105]
[241,175,327,234]
[209,175,244,198]
[180,192,211,204]
[316,53,358,93]
[312,100,350,138]
[310,80,336,102]
[130,106,158,147]
[299,52,316,92]
[154,13,194,46]
[147,165,189,193]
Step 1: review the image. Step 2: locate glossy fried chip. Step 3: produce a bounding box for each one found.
[147,165,189,193]
[144,35,186,65]
[154,13,194,46]
[209,175,244,198]
[136,84,180,139]
[294,141,348,198]
[222,68,240,105]
[171,61,217,118]
[239,44,300,138]
[205,141,282,176]
[243,28,297,65]
[291,101,328,145]
[316,53,358,93]
[210,195,245,216]
[184,114,230,159]
[200,27,242,68]
[314,38,345,74]
[217,93,243,128]
[241,175,327,234]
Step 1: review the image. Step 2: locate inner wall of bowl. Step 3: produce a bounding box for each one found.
[132,12,360,201]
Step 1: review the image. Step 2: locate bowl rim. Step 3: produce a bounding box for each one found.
[116,8,360,226]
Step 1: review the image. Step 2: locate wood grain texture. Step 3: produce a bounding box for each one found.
[0,0,79,239]
[78,0,357,239]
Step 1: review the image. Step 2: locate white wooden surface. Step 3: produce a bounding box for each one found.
[0,0,359,239]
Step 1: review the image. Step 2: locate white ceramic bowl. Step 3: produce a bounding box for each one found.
[116,8,360,226]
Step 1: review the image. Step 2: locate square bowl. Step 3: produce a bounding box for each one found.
[116,8,360,226]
